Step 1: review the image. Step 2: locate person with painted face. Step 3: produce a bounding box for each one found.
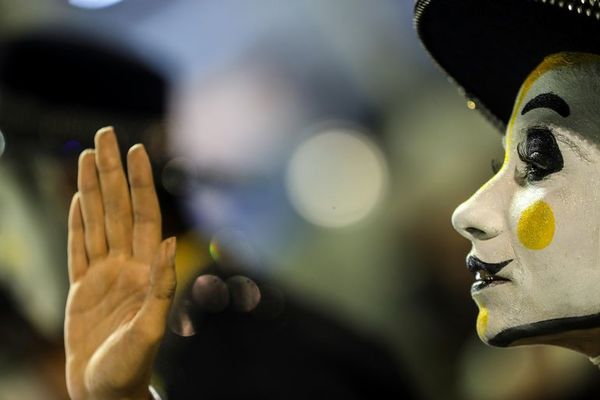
[416,0,600,364]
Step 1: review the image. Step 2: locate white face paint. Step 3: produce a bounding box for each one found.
[452,53,600,351]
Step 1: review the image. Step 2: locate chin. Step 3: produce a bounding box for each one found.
[475,307,498,345]
[475,308,543,347]
[478,325,524,348]
[477,309,600,351]
[474,306,523,347]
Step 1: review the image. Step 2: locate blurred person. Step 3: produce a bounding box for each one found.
[0,2,420,399]
[0,24,172,400]
[158,42,417,399]
[0,28,275,399]
[0,31,273,399]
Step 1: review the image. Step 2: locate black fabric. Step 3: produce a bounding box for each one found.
[156,292,418,400]
[414,0,600,132]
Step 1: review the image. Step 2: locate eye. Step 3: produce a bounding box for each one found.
[516,127,564,183]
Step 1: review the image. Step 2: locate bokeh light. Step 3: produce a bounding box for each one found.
[208,238,221,263]
[161,157,196,196]
[68,0,123,9]
[286,127,387,228]
[169,300,196,337]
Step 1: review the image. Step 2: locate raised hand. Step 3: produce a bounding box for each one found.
[65,127,176,400]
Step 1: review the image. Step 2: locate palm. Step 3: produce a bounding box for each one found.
[66,257,148,396]
[65,128,176,400]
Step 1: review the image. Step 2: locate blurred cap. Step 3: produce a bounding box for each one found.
[0,0,171,145]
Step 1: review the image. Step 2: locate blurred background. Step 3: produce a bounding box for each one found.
[0,1,599,399]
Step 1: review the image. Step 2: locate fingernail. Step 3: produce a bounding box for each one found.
[97,126,114,135]
[95,126,116,146]
[78,148,94,162]
[127,143,145,158]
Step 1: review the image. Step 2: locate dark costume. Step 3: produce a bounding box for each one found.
[157,272,417,399]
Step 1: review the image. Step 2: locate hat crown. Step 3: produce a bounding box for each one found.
[415,0,600,131]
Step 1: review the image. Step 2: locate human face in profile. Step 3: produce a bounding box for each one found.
[452,53,600,356]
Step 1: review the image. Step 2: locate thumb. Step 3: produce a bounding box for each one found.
[134,236,177,344]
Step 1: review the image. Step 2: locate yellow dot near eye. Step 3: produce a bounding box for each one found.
[476,307,488,338]
[517,200,555,250]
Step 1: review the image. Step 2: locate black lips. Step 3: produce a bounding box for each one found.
[467,256,512,275]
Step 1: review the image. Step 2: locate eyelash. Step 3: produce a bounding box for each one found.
[489,127,563,183]
[489,149,543,182]
[515,126,564,184]
[516,143,546,183]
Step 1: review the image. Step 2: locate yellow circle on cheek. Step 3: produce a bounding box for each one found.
[517,200,556,250]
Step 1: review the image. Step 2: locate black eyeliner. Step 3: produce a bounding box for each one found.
[516,126,564,182]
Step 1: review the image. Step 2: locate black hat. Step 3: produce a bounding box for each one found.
[0,27,167,148]
[414,0,600,131]
[0,0,175,148]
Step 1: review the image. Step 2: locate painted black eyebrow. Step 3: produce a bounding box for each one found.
[521,92,570,117]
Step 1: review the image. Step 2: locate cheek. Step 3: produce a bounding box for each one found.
[517,200,556,250]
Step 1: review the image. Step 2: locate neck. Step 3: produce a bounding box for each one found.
[512,326,600,360]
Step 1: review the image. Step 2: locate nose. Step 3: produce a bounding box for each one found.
[452,185,505,241]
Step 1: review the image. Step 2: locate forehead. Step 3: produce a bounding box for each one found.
[521,53,600,96]
[511,53,600,140]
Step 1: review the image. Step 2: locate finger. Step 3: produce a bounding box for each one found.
[191,274,230,313]
[78,149,107,261]
[127,144,161,264]
[225,276,261,312]
[134,237,177,344]
[95,127,133,255]
[68,193,88,283]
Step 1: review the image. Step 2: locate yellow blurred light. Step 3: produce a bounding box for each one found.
[209,239,221,262]
[467,100,477,110]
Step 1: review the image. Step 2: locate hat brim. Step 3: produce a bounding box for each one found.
[415,0,600,132]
